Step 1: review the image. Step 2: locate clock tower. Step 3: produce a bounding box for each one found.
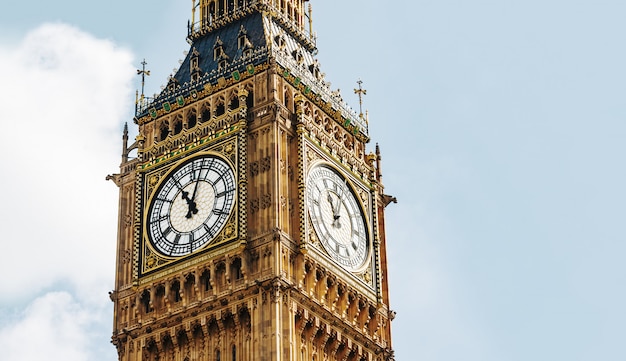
[109,1,396,360]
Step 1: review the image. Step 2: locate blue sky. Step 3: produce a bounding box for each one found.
[1,1,625,360]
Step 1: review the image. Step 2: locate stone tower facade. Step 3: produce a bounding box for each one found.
[109,1,395,360]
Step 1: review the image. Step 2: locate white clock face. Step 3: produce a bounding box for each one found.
[147,155,236,257]
[306,165,369,271]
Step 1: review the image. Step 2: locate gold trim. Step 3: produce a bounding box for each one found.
[137,137,242,279]
[303,159,374,275]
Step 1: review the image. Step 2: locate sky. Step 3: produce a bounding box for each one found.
[1,1,625,360]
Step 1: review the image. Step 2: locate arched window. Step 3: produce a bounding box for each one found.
[171,280,181,303]
[216,102,225,116]
[246,91,254,110]
[284,90,292,111]
[215,349,221,361]
[229,96,240,110]
[231,345,236,361]
[187,112,197,128]
[173,117,183,135]
[201,106,211,123]
[140,290,151,314]
[231,258,243,280]
[218,0,225,16]
[159,123,170,141]
[209,1,216,22]
[201,269,211,292]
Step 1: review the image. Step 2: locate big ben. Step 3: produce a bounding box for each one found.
[109,1,396,360]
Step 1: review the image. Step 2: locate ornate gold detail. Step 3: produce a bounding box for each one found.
[309,229,319,246]
[223,224,235,238]
[146,253,158,269]
[149,175,160,187]
[364,270,372,283]
[307,150,318,162]
[224,142,235,155]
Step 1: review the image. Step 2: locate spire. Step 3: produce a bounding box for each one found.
[188,0,314,49]
[122,122,129,163]
[354,79,367,122]
[375,143,397,207]
[135,59,151,115]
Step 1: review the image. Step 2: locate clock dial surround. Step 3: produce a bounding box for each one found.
[306,164,369,272]
[146,154,236,257]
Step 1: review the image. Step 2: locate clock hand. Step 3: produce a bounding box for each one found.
[187,170,201,216]
[326,192,341,228]
[326,192,339,218]
[335,179,350,220]
[333,194,341,220]
[181,187,198,219]
[190,174,200,201]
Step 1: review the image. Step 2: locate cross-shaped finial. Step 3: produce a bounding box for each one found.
[137,59,151,101]
[354,79,367,120]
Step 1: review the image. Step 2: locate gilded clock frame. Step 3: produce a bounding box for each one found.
[303,150,375,280]
[136,136,244,279]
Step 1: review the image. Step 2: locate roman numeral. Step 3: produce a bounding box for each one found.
[216,189,232,198]
[162,227,172,237]
[213,208,229,216]
[203,224,214,238]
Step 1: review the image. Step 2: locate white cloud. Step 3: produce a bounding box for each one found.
[0,23,134,302]
[0,23,134,361]
[0,292,109,361]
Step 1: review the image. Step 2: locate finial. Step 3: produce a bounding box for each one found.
[122,122,129,163]
[137,59,151,103]
[191,0,198,27]
[354,79,367,121]
[308,4,313,39]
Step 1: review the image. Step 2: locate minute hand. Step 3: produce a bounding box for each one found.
[326,192,340,220]
[190,169,201,201]
[335,180,349,218]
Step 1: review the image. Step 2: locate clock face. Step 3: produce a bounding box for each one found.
[306,164,369,272]
[147,155,236,257]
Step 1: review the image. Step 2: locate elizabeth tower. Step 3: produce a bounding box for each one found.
[109,1,395,360]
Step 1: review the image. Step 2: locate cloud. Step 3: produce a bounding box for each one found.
[0,292,92,361]
[0,23,134,302]
[0,23,134,360]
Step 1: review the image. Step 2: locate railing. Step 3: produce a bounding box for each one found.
[137,0,366,137]
[187,0,316,50]
[273,45,369,137]
[135,46,269,117]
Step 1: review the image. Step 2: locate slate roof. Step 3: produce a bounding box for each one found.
[136,10,368,137]
[173,12,268,85]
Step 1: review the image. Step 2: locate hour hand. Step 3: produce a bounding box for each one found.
[185,202,198,218]
[182,188,198,218]
[326,193,342,229]
[327,193,339,217]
